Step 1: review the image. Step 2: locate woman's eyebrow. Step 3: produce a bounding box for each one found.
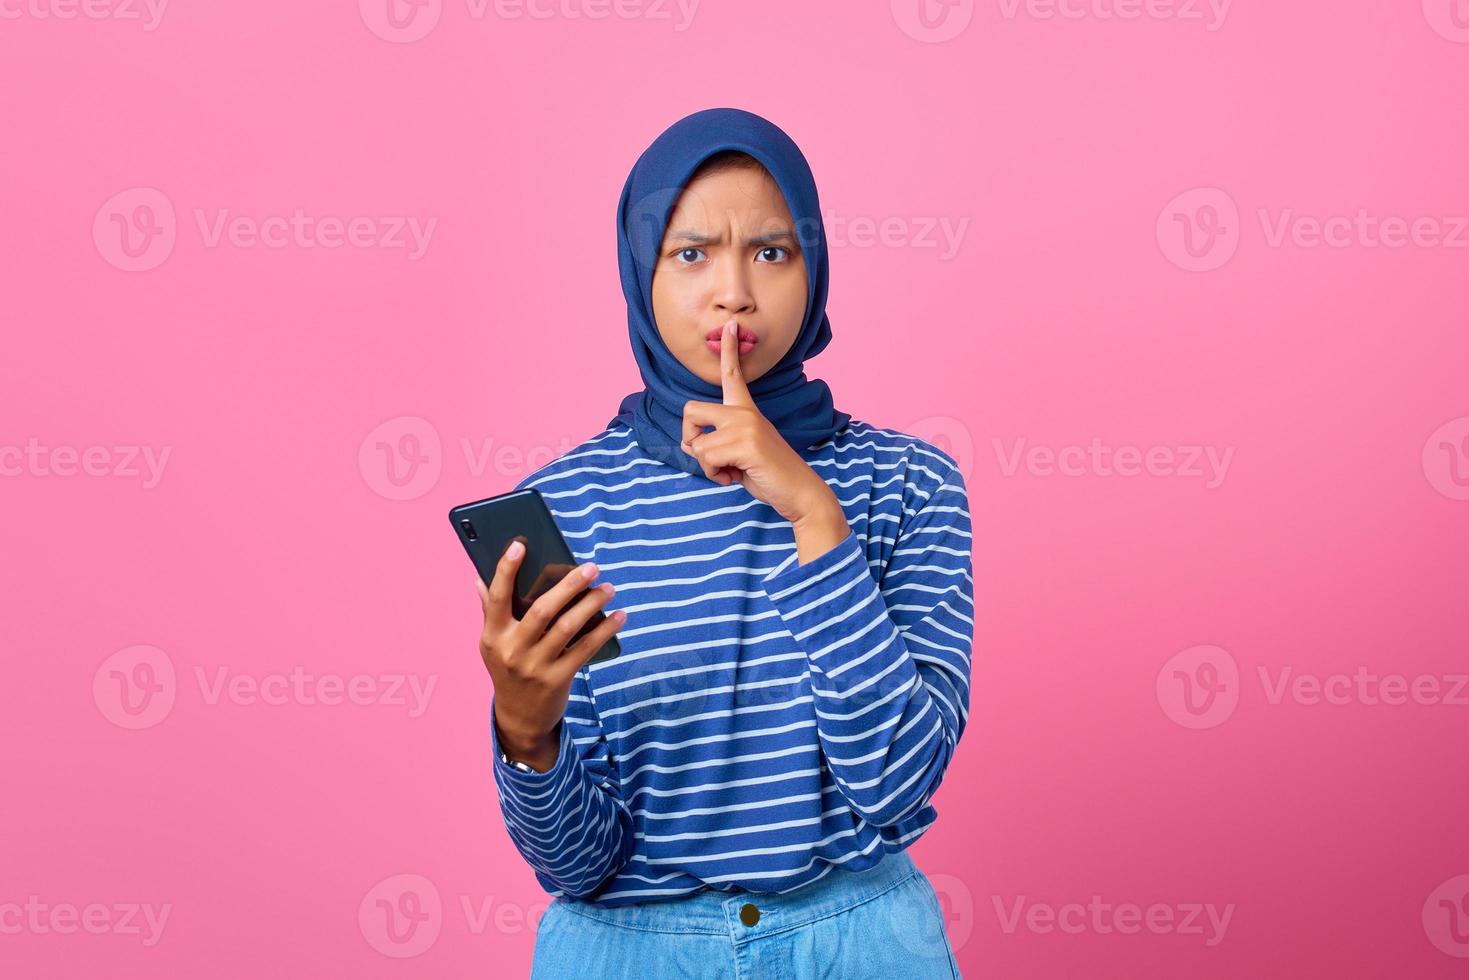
[667,228,796,246]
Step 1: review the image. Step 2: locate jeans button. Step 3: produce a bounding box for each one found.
[739,903,760,926]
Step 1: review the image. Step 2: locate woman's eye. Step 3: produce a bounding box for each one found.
[674,247,705,265]
[756,246,790,263]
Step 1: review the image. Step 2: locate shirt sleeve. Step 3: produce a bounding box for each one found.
[759,457,974,828]
[489,664,636,899]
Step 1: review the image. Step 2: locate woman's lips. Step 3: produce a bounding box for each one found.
[705,324,758,356]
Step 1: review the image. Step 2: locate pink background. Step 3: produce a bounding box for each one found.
[3,1,1468,977]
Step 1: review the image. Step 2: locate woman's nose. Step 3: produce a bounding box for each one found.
[712,257,755,314]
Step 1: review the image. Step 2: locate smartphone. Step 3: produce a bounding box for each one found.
[449,489,621,665]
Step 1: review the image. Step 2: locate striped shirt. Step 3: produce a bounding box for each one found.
[488,418,974,907]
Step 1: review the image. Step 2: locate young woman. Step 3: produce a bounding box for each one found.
[474,107,973,979]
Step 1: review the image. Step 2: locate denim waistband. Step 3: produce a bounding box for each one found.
[552,849,921,939]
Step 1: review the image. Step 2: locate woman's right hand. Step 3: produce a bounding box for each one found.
[476,540,626,771]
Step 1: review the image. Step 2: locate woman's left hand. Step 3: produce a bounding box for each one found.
[681,319,840,525]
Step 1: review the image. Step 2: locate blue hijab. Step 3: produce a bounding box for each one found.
[607,107,850,477]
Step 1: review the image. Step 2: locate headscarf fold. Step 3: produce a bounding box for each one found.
[607,107,850,477]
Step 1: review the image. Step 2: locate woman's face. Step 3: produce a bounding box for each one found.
[650,161,807,385]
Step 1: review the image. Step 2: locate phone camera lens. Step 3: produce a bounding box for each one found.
[460,519,478,541]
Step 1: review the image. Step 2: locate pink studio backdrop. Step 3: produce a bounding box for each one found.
[2,2,1467,978]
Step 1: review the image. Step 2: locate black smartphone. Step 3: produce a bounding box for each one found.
[449,489,621,665]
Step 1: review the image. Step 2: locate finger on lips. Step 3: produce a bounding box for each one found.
[721,318,753,407]
[681,319,751,469]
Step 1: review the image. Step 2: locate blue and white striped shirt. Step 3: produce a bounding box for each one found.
[488,418,974,907]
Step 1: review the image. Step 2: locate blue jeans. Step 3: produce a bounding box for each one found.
[529,849,962,979]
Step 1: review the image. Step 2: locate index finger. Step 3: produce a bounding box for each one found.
[482,538,526,629]
[721,318,753,407]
